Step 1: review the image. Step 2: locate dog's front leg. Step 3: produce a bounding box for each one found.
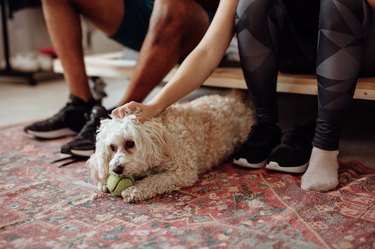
[122,169,198,203]
[87,155,110,193]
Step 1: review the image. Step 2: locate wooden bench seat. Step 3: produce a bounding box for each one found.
[53,51,375,101]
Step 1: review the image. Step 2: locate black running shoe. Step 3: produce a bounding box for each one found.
[24,95,95,139]
[266,121,315,173]
[60,105,109,157]
[233,123,282,168]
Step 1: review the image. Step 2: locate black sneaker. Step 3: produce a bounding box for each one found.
[266,121,315,173]
[233,123,282,168]
[24,95,95,139]
[60,105,109,157]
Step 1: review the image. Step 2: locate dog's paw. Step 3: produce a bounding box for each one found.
[97,182,109,193]
[121,186,143,203]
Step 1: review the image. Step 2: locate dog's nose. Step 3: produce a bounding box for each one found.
[112,165,124,174]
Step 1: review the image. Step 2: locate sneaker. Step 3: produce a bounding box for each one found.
[233,123,282,168]
[24,95,95,139]
[266,121,316,173]
[60,105,109,157]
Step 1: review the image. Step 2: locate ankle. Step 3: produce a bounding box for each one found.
[310,147,339,161]
[69,94,98,108]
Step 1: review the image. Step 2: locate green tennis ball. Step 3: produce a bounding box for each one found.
[107,174,134,197]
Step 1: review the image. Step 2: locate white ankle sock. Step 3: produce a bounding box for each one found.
[301,147,339,192]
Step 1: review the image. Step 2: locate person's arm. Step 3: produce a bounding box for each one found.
[112,0,239,122]
[369,0,375,9]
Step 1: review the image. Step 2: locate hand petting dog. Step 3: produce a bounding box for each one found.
[112,101,161,123]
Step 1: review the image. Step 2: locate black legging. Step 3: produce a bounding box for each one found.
[235,0,375,150]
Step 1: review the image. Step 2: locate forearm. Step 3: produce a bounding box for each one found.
[148,44,228,113]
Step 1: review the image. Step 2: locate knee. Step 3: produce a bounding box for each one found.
[320,0,369,30]
[41,0,57,8]
[151,0,190,37]
[42,0,77,10]
[42,0,72,6]
[42,0,87,11]
[236,0,278,29]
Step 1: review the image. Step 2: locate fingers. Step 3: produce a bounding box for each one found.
[111,106,126,119]
[135,114,147,124]
[111,101,145,121]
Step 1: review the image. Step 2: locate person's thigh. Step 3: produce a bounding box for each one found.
[110,0,214,52]
[278,0,320,74]
[361,7,375,76]
[72,0,125,36]
[109,0,153,51]
[71,0,153,51]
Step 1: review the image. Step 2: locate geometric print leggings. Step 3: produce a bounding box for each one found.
[235,0,375,150]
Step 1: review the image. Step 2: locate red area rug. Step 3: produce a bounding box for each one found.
[0,123,375,249]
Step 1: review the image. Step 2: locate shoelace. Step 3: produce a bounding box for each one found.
[51,155,88,167]
[76,107,109,139]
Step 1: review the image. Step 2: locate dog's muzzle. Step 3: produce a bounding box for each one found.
[112,164,124,174]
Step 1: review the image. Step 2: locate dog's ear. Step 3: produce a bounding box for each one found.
[86,119,112,184]
[139,120,175,166]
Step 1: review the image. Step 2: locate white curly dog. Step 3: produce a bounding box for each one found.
[88,90,254,202]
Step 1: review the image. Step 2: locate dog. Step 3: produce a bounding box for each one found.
[88,90,255,202]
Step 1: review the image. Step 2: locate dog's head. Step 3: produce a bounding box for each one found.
[87,114,174,183]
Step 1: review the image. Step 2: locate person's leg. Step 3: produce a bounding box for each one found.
[360,7,375,76]
[34,0,214,155]
[236,0,281,125]
[302,0,372,192]
[42,0,124,102]
[117,0,212,105]
[265,2,320,173]
[232,0,285,168]
[25,0,125,139]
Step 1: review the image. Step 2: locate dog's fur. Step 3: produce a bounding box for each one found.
[88,90,255,202]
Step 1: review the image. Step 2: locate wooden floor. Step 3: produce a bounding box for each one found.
[0,76,374,166]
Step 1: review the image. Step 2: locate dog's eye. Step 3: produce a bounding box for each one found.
[110,144,117,152]
[125,140,135,149]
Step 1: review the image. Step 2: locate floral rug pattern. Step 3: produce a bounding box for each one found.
[0,124,375,249]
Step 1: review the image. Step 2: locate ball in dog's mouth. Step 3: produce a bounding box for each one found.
[106,175,134,197]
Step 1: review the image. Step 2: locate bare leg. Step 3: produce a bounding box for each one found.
[42,0,124,102]
[117,0,210,105]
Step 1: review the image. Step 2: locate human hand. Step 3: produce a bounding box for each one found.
[111,101,161,123]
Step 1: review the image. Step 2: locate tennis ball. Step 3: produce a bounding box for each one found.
[106,174,134,197]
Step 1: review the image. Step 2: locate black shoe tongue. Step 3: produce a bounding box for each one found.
[63,109,88,132]
[91,105,109,119]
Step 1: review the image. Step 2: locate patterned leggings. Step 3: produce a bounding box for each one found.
[235,0,375,150]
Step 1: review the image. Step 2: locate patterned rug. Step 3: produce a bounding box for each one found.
[1,124,375,249]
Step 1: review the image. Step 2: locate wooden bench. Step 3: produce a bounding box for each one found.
[53,51,375,101]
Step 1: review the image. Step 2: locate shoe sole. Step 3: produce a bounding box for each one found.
[26,128,76,139]
[266,161,308,173]
[70,149,94,157]
[233,158,266,169]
